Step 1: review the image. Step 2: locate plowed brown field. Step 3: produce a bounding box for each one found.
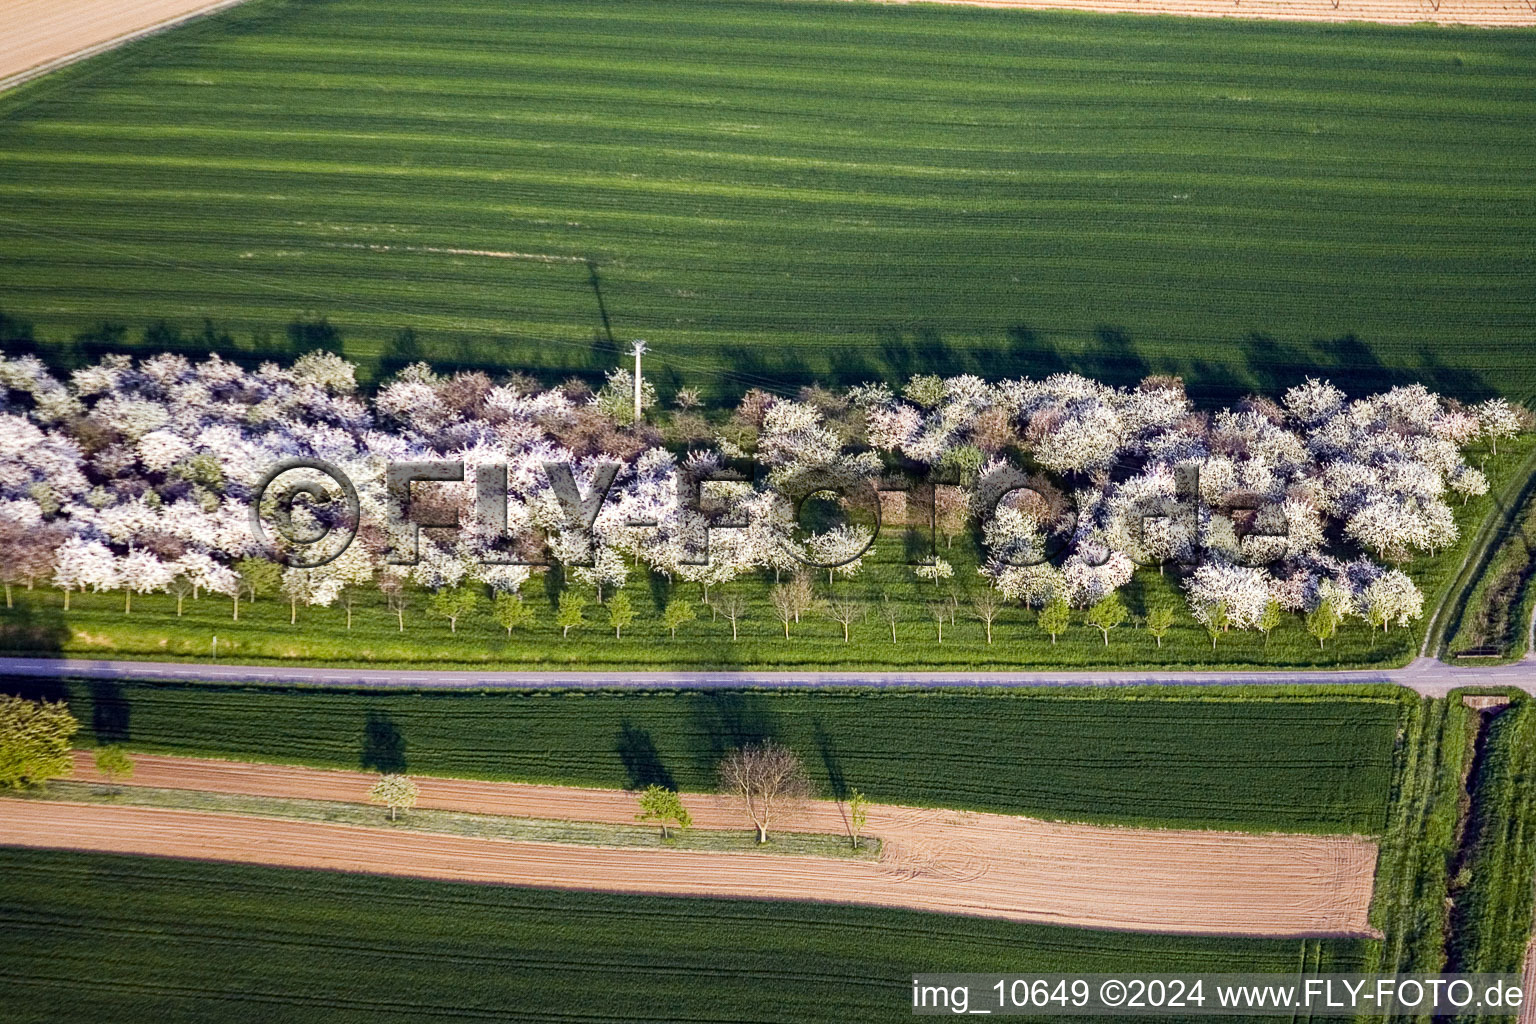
[875,0,1535,27]
[0,752,1383,937]
[0,0,249,86]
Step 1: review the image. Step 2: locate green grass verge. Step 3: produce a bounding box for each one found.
[4,677,1402,833]
[1365,694,1472,984]
[1444,449,1536,660]
[0,0,1533,407]
[1,437,1525,672]
[1448,699,1536,977]
[0,847,1367,1024]
[6,780,878,859]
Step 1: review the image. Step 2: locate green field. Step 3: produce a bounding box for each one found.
[0,848,1362,1024]
[1,0,1534,404]
[1448,700,1536,977]
[1366,693,1472,979]
[7,677,1402,832]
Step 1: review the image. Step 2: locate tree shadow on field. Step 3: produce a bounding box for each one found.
[991,322,1496,407]
[0,676,69,703]
[713,342,880,404]
[90,681,130,744]
[1222,332,1495,406]
[614,721,675,790]
[690,691,778,764]
[542,564,565,610]
[646,571,670,615]
[360,711,407,774]
[0,599,69,659]
[813,720,847,801]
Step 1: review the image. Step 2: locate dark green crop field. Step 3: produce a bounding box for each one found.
[8,677,1402,832]
[0,849,1361,1024]
[1,0,1533,401]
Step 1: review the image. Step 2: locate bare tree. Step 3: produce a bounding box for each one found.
[879,593,900,643]
[824,598,864,643]
[378,574,408,632]
[716,593,746,640]
[787,572,817,623]
[972,591,1001,644]
[929,602,948,643]
[770,584,796,639]
[719,742,812,843]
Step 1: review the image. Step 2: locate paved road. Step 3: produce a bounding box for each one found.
[0,654,1531,695]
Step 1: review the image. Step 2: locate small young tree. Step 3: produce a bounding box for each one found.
[94,745,133,793]
[1257,598,1283,649]
[556,592,587,638]
[379,573,409,632]
[167,573,194,617]
[232,556,280,621]
[608,591,635,638]
[0,695,79,789]
[770,584,796,638]
[1476,397,1521,456]
[1086,593,1128,646]
[934,486,969,549]
[493,591,535,637]
[369,773,419,821]
[1200,601,1230,651]
[1306,599,1339,649]
[429,585,479,633]
[716,593,746,641]
[719,742,812,843]
[929,601,948,643]
[787,573,816,624]
[913,558,954,586]
[119,548,173,614]
[1038,597,1071,645]
[847,786,869,851]
[662,598,695,638]
[879,594,900,643]
[635,784,692,840]
[971,591,1002,644]
[824,598,864,643]
[1145,603,1175,647]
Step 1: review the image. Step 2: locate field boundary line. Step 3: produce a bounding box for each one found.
[1,653,1533,694]
[0,0,254,97]
[862,0,1536,28]
[1421,444,1536,661]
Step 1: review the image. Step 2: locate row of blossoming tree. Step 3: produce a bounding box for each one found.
[0,347,1524,646]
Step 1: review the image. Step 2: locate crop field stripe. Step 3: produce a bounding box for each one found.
[0,0,1532,401]
[4,678,1402,833]
[0,847,1368,1023]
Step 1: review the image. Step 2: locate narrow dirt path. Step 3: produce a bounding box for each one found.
[5,751,1383,937]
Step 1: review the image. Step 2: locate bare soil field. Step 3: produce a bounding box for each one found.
[0,0,248,87]
[5,751,1382,937]
[875,0,1535,27]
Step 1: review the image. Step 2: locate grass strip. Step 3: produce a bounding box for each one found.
[5,780,878,859]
